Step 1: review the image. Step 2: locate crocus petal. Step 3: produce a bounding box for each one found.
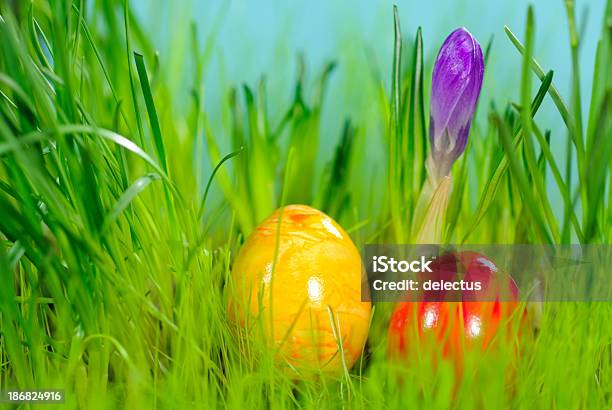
[428,28,484,179]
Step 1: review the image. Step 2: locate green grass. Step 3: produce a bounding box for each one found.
[0,0,611,408]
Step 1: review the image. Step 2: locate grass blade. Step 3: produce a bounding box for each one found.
[408,27,426,192]
[134,52,167,173]
[519,7,560,242]
[504,25,574,137]
[101,172,161,233]
[197,147,244,220]
[462,71,554,242]
[388,5,406,242]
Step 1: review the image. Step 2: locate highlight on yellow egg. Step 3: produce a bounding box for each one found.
[228,204,371,375]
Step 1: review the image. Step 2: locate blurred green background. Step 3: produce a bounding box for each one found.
[132,0,606,220]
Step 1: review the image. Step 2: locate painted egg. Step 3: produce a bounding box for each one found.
[228,204,371,375]
[388,251,527,370]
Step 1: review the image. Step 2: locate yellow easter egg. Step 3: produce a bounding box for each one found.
[228,204,371,376]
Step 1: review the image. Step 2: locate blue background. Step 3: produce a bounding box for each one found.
[132,0,606,217]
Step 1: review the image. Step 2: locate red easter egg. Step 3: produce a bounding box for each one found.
[388,251,526,370]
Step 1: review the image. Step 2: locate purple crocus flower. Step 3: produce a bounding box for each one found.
[428,28,484,180]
